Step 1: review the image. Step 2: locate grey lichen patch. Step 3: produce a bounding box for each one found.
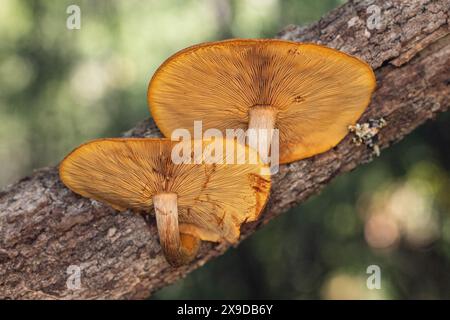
[348,118,387,156]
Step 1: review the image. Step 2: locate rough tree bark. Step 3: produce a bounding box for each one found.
[0,0,449,299]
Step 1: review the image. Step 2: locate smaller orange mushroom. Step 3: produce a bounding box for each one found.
[59,138,270,266]
[148,39,376,164]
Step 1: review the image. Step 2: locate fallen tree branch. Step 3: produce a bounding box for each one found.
[0,0,448,299]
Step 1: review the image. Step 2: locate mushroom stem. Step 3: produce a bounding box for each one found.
[248,107,276,163]
[153,192,200,266]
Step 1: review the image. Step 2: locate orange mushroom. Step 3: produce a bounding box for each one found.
[148,39,376,164]
[59,138,270,266]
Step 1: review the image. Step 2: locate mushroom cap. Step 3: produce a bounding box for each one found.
[59,138,271,243]
[148,39,376,164]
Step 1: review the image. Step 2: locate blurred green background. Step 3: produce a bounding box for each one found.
[1,0,449,299]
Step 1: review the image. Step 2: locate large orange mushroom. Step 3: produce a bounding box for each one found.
[148,39,376,164]
[59,138,270,266]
